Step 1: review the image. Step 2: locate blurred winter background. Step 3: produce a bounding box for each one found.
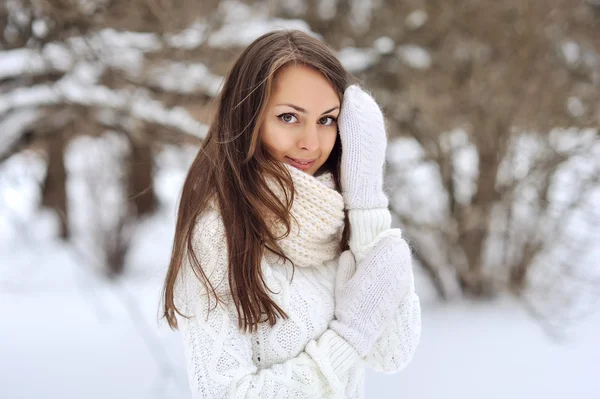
[1,0,599,398]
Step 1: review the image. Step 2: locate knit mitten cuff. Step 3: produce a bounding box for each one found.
[329,320,374,357]
[343,180,389,211]
[306,329,361,388]
[323,329,361,374]
[349,208,392,263]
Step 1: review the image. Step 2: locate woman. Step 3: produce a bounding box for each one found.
[162,29,421,398]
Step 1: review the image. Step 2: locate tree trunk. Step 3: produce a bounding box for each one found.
[41,133,69,239]
[127,130,156,217]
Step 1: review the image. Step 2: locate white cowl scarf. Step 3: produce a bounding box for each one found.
[266,163,346,269]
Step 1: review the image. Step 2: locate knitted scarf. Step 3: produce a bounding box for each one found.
[266,164,345,268]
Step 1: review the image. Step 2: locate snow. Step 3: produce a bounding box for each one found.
[337,47,379,73]
[0,39,212,157]
[549,127,597,153]
[567,96,585,118]
[166,22,208,49]
[1,141,598,399]
[373,36,395,55]
[0,28,224,98]
[349,0,374,33]
[0,46,75,80]
[368,299,599,398]
[387,137,448,224]
[0,81,208,139]
[149,62,224,97]
[441,129,479,205]
[0,49,47,80]
[0,109,40,156]
[561,40,581,66]
[281,0,307,16]
[96,28,162,52]
[317,0,337,20]
[559,39,599,72]
[207,0,319,48]
[31,19,49,38]
[405,10,428,30]
[208,18,317,48]
[397,45,432,69]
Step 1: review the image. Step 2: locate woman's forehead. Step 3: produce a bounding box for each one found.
[270,65,340,112]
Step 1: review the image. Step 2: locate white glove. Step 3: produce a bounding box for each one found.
[329,230,414,356]
[338,85,389,210]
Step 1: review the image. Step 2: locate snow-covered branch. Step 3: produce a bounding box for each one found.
[0,80,208,140]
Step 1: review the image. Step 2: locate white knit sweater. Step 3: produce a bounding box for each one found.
[174,165,421,398]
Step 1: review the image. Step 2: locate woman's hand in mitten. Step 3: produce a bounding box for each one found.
[338,85,389,210]
[329,230,414,356]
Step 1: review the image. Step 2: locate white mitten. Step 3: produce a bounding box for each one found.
[330,230,414,356]
[338,85,389,210]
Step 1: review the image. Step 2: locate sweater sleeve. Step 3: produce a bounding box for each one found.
[348,209,422,373]
[174,209,361,399]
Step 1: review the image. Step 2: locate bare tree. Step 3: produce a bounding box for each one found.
[1,0,223,274]
[270,0,600,327]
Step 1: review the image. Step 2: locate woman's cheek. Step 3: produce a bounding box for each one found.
[323,129,337,153]
[262,122,288,155]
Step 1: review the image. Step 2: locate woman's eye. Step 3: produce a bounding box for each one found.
[277,113,298,124]
[319,116,337,126]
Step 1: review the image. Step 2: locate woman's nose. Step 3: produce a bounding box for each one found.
[298,124,319,151]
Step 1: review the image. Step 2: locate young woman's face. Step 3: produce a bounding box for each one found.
[260,65,340,176]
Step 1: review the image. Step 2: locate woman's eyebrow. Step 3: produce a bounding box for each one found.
[277,103,340,115]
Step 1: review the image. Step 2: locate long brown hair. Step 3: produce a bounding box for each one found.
[162,29,351,333]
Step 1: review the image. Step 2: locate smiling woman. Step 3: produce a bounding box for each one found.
[161,29,421,399]
[261,64,340,175]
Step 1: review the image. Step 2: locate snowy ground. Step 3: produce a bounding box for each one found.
[1,146,598,399]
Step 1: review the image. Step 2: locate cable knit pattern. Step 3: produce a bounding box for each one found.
[365,291,421,373]
[329,231,414,356]
[174,164,421,398]
[346,209,421,373]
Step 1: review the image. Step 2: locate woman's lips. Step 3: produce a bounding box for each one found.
[285,157,316,171]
